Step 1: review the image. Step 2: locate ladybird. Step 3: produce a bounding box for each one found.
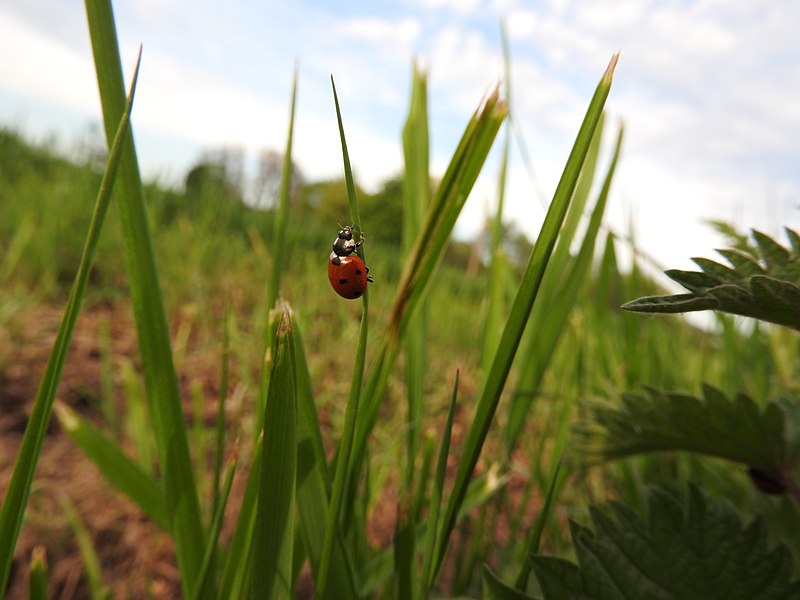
[329,225,373,299]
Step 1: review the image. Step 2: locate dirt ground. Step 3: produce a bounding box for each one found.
[0,303,534,599]
[0,305,186,598]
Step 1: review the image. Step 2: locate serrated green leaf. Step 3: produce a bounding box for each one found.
[692,257,740,283]
[625,229,800,329]
[578,385,788,475]
[776,395,800,465]
[531,485,800,600]
[749,276,800,329]
[529,556,589,599]
[483,565,536,600]
[784,228,800,255]
[666,269,721,291]
[622,293,719,313]
[717,248,765,276]
[752,230,791,271]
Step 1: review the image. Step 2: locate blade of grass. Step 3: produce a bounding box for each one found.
[257,65,299,434]
[84,3,206,595]
[0,51,140,592]
[265,62,298,311]
[211,298,231,517]
[59,494,111,600]
[252,307,297,600]
[482,22,513,375]
[401,62,431,490]
[292,314,358,595]
[347,88,508,516]
[431,54,619,581]
[28,547,48,600]
[194,454,237,600]
[55,402,169,530]
[505,122,624,453]
[218,436,261,600]
[316,76,370,600]
[514,460,564,590]
[420,371,460,596]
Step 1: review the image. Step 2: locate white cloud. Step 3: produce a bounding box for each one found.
[0,9,98,117]
[409,0,481,13]
[2,0,800,272]
[337,16,422,48]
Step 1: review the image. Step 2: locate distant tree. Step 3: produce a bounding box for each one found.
[252,149,304,209]
[362,176,404,247]
[298,178,366,225]
[186,147,246,205]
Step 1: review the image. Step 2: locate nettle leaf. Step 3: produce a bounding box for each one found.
[623,228,800,330]
[577,385,790,478]
[530,485,800,600]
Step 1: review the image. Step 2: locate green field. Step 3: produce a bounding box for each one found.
[2,11,799,600]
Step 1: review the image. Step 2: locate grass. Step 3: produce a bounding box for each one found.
[1,4,797,598]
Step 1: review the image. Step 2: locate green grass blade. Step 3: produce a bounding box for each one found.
[0,50,140,593]
[514,460,565,590]
[420,371,460,595]
[219,437,261,600]
[28,547,48,600]
[316,78,370,600]
[194,454,237,600]
[349,89,508,507]
[505,122,624,452]
[55,402,169,530]
[266,63,299,310]
[84,3,206,594]
[401,62,430,488]
[211,299,231,516]
[431,54,619,581]
[293,314,358,595]
[252,308,297,599]
[60,494,111,600]
[482,23,513,375]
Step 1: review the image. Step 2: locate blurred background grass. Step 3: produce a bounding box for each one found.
[1,122,794,596]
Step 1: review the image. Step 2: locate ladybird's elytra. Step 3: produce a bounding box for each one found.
[328,252,369,299]
[328,225,373,299]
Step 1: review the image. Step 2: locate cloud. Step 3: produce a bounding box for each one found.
[337,16,422,48]
[2,0,800,272]
[0,8,98,117]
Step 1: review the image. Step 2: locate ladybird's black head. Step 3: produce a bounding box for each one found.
[338,225,354,240]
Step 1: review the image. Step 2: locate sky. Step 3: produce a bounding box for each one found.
[2,0,800,277]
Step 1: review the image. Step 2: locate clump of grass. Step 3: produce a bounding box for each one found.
[5,4,794,599]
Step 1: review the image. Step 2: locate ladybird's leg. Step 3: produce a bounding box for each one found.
[366,266,374,283]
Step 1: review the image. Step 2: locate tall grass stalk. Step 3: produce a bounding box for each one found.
[431,54,619,581]
[347,88,508,516]
[252,307,297,600]
[401,62,430,490]
[85,2,206,596]
[0,48,140,593]
[316,76,371,600]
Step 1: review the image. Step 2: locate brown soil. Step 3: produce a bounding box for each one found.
[0,303,540,599]
[0,304,185,599]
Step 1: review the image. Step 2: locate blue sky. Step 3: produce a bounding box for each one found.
[2,0,800,275]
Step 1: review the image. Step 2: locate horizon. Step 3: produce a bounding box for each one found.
[2,0,799,280]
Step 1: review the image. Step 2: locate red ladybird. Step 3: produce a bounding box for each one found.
[329,225,373,299]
